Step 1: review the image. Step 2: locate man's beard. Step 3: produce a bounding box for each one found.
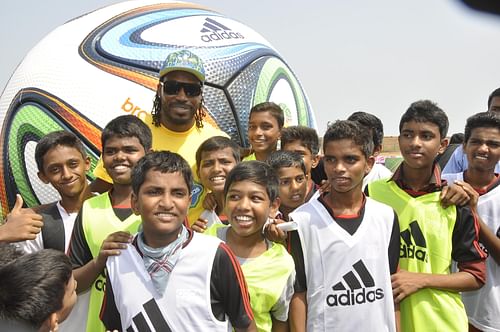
[161,102,197,125]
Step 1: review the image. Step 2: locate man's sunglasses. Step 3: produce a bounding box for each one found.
[160,81,202,97]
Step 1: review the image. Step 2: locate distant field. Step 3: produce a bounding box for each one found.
[380,136,402,171]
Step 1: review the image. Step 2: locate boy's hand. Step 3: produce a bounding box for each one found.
[391,269,425,303]
[95,231,132,271]
[192,218,208,233]
[0,194,43,243]
[263,218,287,243]
[202,192,218,211]
[452,180,479,212]
[440,183,470,208]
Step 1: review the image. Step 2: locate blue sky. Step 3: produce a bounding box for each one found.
[1,0,500,135]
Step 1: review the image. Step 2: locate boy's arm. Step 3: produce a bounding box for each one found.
[271,318,288,332]
[73,231,132,292]
[388,211,400,274]
[211,243,257,332]
[391,269,482,303]
[289,230,307,332]
[394,302,401,332]
[457,180,500,264]
[392,202,487,303]
[387,212,401,331]
[100,273,122,331]
[68,212,131,292]
[0,195,43,243]
[478,221,500,264]
[289,292,307,332]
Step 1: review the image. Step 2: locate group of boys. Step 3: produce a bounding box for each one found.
[0,48,498,332]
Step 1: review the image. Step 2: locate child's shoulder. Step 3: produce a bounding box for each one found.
[365,196,395,214]
[191,230,224,247]
[82,191,110,208]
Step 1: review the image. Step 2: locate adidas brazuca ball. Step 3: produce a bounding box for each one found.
[0,1,316,216]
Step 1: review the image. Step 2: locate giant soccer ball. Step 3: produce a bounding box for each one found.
[0,0,316,217]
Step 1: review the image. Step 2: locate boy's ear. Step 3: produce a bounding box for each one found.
[269,197,281,218]
[84,156,91,172]
[365,156,375,176]
[37,171,50,184]
[311,154,321,169]
[44,312,59,332]
[131,192,140,216]
[438,138,449,155]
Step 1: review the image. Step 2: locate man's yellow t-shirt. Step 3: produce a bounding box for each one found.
[93,113,228,224]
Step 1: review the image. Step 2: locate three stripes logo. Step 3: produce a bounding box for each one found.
[127,299,172,332]
[400,220,428,262]
[326,260,384,307]
[200,17,244,43]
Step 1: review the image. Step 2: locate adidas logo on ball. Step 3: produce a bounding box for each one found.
[200,18,244,42]
[326,260,384,307]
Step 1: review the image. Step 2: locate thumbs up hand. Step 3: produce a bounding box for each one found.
[0,194,44,243]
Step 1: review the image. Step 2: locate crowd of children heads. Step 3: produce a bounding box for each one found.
[1,87,499,332]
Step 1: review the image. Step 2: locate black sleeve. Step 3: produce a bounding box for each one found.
[100,273,122,331]
[68,210,93,268]
[364,185,370,196]
[388,211,400,274]
[210,243,253,329]
[452,206,487,262]
[289,230,307,292]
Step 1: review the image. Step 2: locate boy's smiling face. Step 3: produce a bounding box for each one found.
[197,147,238,194]
[398,120,446,171]
[464,127,500,172]
[248,111,281,155]
[103,136,146,185]
[224,180,279,238]
[38,145,90,199]
[132,170,191,247]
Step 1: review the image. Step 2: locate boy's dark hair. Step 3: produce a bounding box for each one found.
[464,112,500,143]
[224,161,279,202]
[195,136,241,169]
[347,111,384,148]
[487,87,500,108]
[35,131,87,172]
[399,100,449,139]
[101,115,152,151]
[280,126,320,155]
[267,150,307,176]
[0,243,24,267]
[0,249,72,329]
[132,151,193,195]
[249,102,285,129]
[449,133,464,144]
[323,120,374,159]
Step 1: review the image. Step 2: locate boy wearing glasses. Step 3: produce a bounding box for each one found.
[91,50,228,225]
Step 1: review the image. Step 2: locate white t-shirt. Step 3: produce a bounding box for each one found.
[442,172,500,331]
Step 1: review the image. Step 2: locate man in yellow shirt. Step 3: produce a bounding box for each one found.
[90,50,228,224]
